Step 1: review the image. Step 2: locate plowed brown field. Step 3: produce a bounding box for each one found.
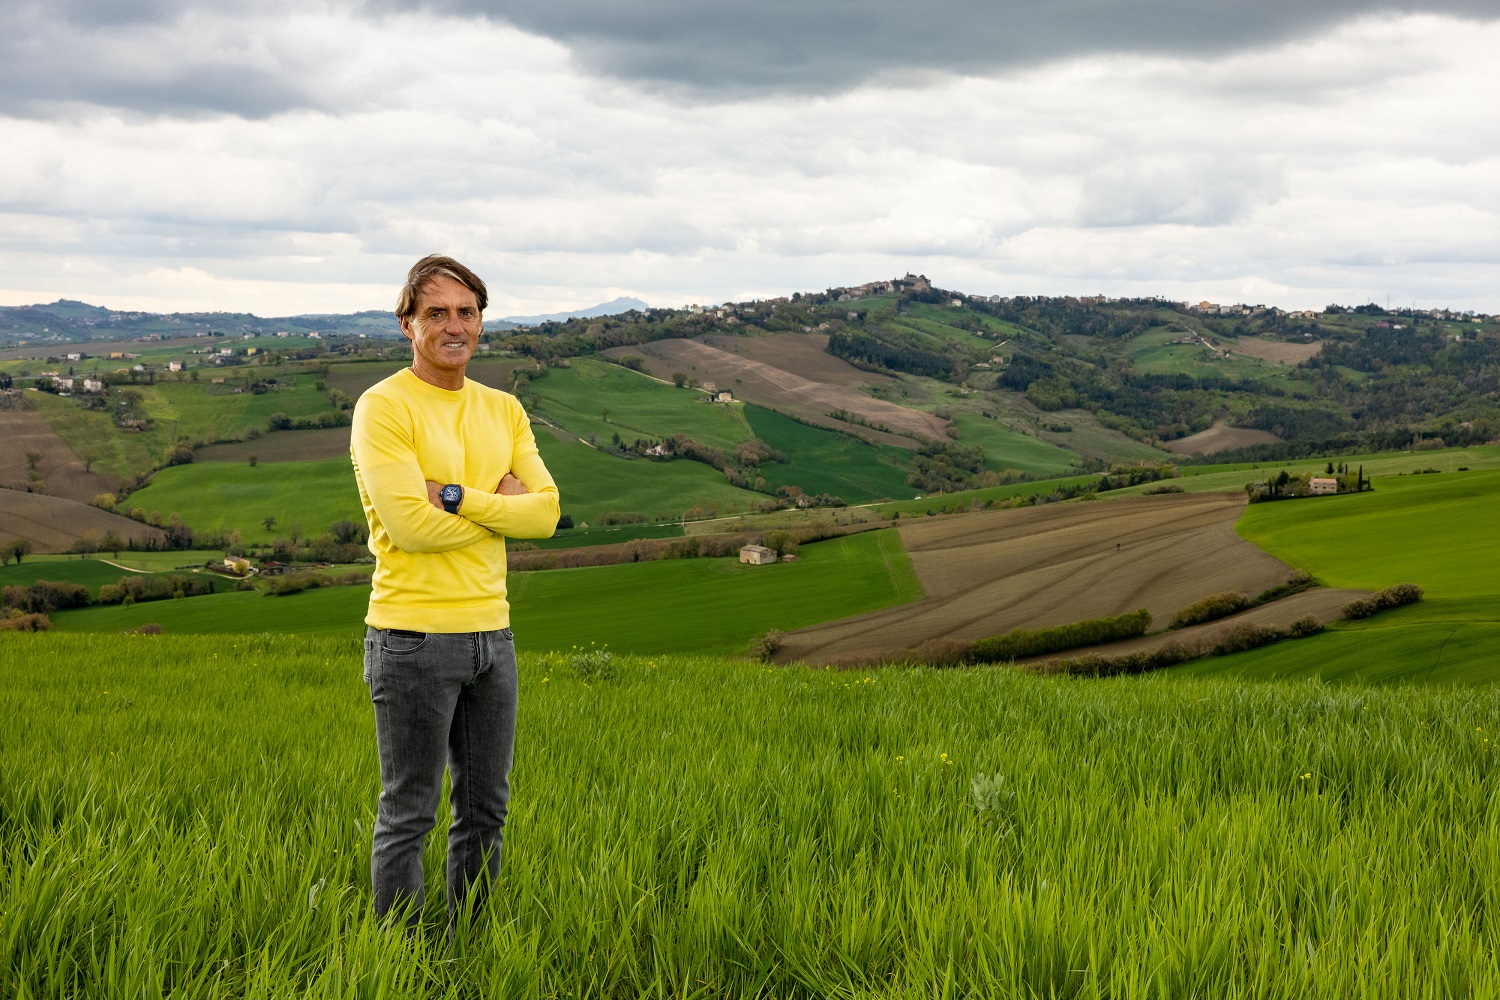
[1164,420,1281,456]
[1228,336,1323,365]
[0,407,120,502]
[195,427,352,463]
[775,492,1315,665]
[608,335,949,447]
[0,490,166,553]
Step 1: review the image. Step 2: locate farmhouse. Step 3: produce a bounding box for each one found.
[1309,477,1339,495]
[739,544,777,565]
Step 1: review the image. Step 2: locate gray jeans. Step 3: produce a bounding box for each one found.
[363,626,518,923]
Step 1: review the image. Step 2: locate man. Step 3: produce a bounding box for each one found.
[350,254,560,924]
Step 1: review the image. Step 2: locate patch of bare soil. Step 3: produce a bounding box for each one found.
[607,336,950,447]
[196,427,352,463]
[1164,420,1281,456]
[0,490,166,553]
[1228,336,1323,365]
[0,408,121,502]
[774,492,1305,665]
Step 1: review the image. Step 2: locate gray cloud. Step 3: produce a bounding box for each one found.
[0,1,328,119]
[424,0,1499,95]
[8,0,1498,120]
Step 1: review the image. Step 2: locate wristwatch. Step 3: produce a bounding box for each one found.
[440,483,464,514]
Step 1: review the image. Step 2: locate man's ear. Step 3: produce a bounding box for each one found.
[399,317,415,342]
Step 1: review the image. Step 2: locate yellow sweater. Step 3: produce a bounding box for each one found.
[350,368,560,632]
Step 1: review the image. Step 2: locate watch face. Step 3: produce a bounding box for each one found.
[442,485,461,503]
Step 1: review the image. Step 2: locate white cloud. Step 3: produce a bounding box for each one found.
[0,9,1496,315]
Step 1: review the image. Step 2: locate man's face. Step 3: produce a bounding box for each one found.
[401,275,482,387]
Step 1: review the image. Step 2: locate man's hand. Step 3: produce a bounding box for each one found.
[424,480,445,510]
[497,473,529,496]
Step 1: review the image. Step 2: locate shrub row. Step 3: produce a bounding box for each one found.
[1252,570,1316,606]
[99,574,217,605]
[1169,592,1250,629]
[1343,583,1424,620]
[1041,615,1325,677]
[3,580,91,614]
[262,570,370,596]
[0,608,52,631]
[972,608,1152,663]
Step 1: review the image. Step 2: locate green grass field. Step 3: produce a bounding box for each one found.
[0,557,233,596]
[535,430,762,525]
[525,521,685,550]
[529,358,752,452]
[28,390,170,479]
[744,405,913,503]
[49,530,922,655]
[1033,407,1176,465]
[153,377,332,444]
[949,412,1079,477]
[5,634,1500,998]
[1175,468,1500,686]
[121,458,364,544]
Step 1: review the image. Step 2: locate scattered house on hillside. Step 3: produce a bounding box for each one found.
[66,352,83,361]
[82,378,103,393]
[1309,477,1339,495]
[55,377,74,390]
[701,381,717,394]
[950,298,963,307]
[168,361,184,372]
[739,544,777,565]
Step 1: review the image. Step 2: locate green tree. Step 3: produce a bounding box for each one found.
[101,530,124,558]
[7,539,33,564]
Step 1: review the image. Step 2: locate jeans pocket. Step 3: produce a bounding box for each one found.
[380,629,429,654]
[500,627,513,642]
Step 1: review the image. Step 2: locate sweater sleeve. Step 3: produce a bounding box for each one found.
[351,391,494,553]
[457,402,561,539]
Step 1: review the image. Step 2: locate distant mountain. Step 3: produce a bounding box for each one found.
[0,300,401,344]
[0,296,652,345]
[499,297,650,327]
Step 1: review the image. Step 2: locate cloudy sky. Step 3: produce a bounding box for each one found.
[2,0,1497,316]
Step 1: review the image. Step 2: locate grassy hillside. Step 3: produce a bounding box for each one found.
[535,431,763,524]
[50,530,922,654]
[0,558,221,595]
[1177,468,1500,685]
[121,457,364,543]
[744,404,913,503]
[6,634,1500,997]
[528,358,752,451]
[153,377,331,444]
[948,412,1079,477]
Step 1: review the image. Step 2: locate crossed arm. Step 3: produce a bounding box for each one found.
[424,473,530,509]
[353,392,560,552]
